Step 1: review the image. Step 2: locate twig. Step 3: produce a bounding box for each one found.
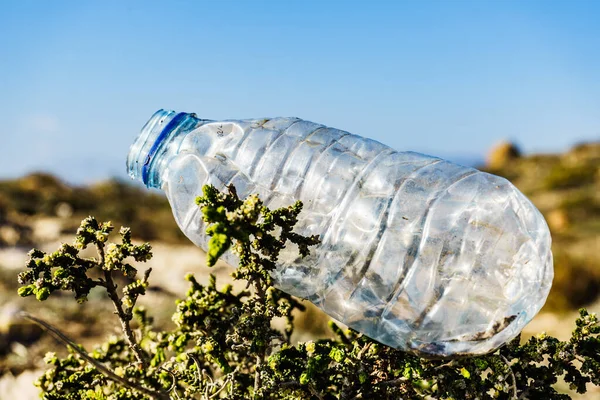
[308,383,326,400]
[188,353,203,387]
[434,360,459,370]
[253,281,268,398]
[209,374,232,399]
[500,354,518,400]
[254,352,263,398]
[97,243,148,367]
[357,343,372,360]
[378,376,409,387]
[517,387,531,400]
[19,312,169,400]
[160,366,178,392]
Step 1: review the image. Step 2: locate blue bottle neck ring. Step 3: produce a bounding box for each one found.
[127,109,206,189]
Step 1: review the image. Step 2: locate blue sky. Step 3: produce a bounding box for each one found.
[1,0,599,184]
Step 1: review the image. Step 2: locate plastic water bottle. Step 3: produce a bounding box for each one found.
[127,110,553,358]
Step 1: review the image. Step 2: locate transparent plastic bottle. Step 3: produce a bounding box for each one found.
[127,109,553,358]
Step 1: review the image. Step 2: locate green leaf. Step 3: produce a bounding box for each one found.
[35,286,51,301]
[460,367,471,379]
[17,284,35,297]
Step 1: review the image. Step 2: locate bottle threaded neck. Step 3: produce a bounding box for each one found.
[127,109,204,188]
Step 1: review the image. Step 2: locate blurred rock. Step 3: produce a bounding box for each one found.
[31,218,62,243]
[567,142,600,163]
[54,202,73,219]
[0,370,41,399]
[546,209,570,233]
[486,140,521,169]
[0,226,19,247]
[0,247,28,270]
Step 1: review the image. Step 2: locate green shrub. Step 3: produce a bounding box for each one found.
[16,185,600,399]
[543,163,596,190]
[544,251,600,312]
[0,174,186,244]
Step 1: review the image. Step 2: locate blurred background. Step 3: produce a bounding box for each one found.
[0,0,598,398]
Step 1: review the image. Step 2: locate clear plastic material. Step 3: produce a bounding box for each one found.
[127,110,553,358]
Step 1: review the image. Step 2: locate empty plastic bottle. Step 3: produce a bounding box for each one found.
[127,109,553,358]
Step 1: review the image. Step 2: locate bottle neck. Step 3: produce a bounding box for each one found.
[127,109,208,189]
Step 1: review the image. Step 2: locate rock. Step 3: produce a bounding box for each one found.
[0,370,42,399]
[54,202,73,219]
[0,226,19,247]
[486,141,521,169]
[547,209,570,232]
[31,218,62,243]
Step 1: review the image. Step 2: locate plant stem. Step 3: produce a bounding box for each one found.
[254,354,263,398]
[97,243,147,367]
[253,281,268,398]
[20,312,169,400]
[500,354,518,400]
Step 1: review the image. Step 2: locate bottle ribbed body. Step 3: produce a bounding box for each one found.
[129,111,553,358]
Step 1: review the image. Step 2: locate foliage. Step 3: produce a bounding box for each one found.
[545,250,600,311]
[0,173,185,243]
[543,163,597,190]
[17,185,600,399]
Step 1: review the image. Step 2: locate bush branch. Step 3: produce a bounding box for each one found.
[19,312,169,400]
[97,243,148,367]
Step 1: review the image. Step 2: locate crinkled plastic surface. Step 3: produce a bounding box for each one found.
[128,110,553,358]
